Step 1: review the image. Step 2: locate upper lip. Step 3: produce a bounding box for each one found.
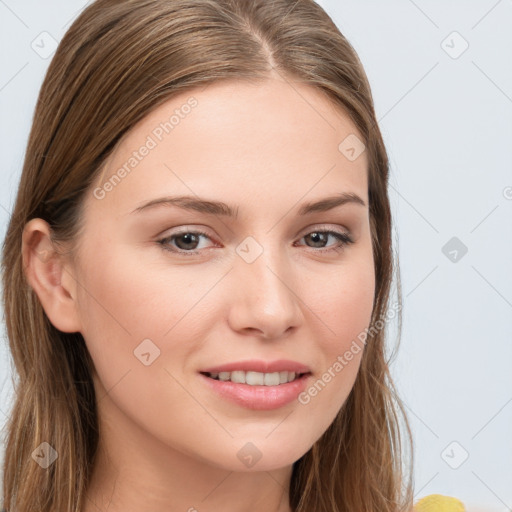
[200,359,311,374]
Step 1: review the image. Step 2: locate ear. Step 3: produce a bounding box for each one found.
[21,218,82,333]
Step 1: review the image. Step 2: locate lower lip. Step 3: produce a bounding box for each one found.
[199,372,311,410]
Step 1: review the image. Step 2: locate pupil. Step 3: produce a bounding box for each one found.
[177,233,198,250]
[307,232,326,248]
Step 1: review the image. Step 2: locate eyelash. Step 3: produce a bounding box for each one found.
[157,228,354,256]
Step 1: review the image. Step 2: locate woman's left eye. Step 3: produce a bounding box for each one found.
[295,230,354,253]
[157,228,354,255]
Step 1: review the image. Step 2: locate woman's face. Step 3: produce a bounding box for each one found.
[69,76,375,472]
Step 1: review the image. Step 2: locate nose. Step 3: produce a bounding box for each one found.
[226,240,304,339]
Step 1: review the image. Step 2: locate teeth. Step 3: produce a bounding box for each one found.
[231,370,246,384]
[207,370,301,385]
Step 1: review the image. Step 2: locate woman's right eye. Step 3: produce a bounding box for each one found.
[157,229,216,255]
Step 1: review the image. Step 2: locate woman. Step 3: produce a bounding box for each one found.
[1,0,417,510]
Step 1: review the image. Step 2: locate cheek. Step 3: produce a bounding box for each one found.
[74,244,223,386]
[297,255,374,427]
[74,247,180,378]
[73,250,230,462]
[312,254,375,351]
[77,240,187,330]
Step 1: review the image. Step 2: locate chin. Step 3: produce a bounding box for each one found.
[210,437,312,473]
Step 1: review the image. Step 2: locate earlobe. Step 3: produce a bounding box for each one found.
[21,218,82,333]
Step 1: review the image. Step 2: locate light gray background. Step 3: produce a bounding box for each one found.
[1,1,511,510]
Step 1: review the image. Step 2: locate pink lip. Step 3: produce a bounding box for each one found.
[199,372,311,410]
[200,359,311,374]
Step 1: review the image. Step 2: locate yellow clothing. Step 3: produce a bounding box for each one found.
[415,494,466,512]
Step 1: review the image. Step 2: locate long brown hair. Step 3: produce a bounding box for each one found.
[1,0,414,510]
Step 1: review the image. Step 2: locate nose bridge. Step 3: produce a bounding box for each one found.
[237,237,289,301]
[228,234,302,337]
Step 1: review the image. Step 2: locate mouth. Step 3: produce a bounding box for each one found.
[198,363,313,410]
[200,370,311,386]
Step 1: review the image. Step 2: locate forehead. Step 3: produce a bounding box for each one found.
[88,76,369,218]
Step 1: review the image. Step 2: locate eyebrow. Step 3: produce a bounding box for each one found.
[130,192,366,217]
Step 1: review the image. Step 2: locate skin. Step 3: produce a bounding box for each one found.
[22,74,375,512]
